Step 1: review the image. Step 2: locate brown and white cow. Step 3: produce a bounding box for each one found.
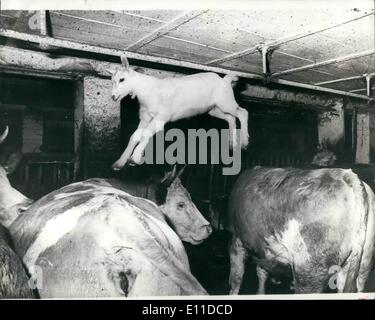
[228,167,375,294]
[0,128,211,298]
[0,224,34,298]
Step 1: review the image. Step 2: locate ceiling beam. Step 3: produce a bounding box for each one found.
[125,10,208,51]
[0,29,372,101]
[206,12,373,65]
[272,49,375,77]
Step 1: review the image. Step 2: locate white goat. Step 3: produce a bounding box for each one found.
[109,55,249,170]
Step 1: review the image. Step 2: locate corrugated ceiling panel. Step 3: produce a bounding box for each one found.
[278,15,373,63]
[279,33,364,62]
[270,51,315,73]
[314,53,375,77]
[54,10,163,32]
[137,37,223,63]
[167,12,263,53]
[50,12,147,49]
[279,70,341,84]
[122,10,185,22]
[201,8,367,42]
[218,53,263,74]
[317,15,374,51]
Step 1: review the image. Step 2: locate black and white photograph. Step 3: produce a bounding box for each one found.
[0,0,374,303]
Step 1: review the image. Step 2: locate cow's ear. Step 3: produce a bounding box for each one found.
[2,152,23,175]
[121,55,130,70]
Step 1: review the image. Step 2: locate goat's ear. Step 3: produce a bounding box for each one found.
[121,55,130,70]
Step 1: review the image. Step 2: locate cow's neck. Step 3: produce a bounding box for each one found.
[0,179,32,228]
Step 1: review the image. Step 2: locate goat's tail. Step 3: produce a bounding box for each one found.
[224,74,239,87]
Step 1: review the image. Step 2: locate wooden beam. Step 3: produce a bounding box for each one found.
[272,49,375,77]
[0,29,263,80]
[206,12,373,65]
[0,65,79,80]
[125,10,208,51]
[0,29,372,101]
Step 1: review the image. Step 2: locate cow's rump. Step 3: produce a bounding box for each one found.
[228,167,375,293]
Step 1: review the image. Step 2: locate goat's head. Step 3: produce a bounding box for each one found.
[109,55,139,102]
[0,126,32,228]
[158,165,212,244]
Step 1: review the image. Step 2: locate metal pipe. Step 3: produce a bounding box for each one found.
[272,49,375,77]
[39,11,47,36]
[315,75,366,86]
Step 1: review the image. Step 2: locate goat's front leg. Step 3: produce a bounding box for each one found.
[130,116,166,165]
[112,115,151,170]
[229,235,247,294]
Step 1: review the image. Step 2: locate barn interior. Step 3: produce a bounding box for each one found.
[0,3,374,295]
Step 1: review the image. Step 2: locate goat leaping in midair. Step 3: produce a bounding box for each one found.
[109,55,249,170]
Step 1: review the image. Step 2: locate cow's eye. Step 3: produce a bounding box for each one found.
[177,202,185,210]
[119,78,125,83]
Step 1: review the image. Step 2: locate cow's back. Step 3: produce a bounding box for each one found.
[8,179,206,297]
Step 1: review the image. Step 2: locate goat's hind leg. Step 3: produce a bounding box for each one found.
[236,106,249,149]
[215,102,249,149]
[208,108,237,148]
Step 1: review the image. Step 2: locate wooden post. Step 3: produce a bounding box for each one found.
[356,113,371,163]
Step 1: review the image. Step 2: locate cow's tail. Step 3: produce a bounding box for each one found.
[224,74,239,87]
[343,176,372,292]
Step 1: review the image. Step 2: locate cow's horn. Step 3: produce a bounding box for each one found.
[0,126,9,144]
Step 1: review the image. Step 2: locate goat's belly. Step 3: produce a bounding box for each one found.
[171,105,213,121]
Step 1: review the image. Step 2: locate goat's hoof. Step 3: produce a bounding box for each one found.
[112,161,125,171]
[129,153,143,165]
[126,159,138,166]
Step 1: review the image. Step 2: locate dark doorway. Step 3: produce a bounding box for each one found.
[0,73,77,199]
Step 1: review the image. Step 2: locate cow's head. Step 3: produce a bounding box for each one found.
[158,165,212,244]
[0,127,32,228]
[109,55,141,102]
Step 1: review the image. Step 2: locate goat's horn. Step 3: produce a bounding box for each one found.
[0,126,9,144]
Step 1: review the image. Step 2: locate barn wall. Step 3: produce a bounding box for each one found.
[317,100,345,155]
[2,45,373,177]
[82,77,121,178]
